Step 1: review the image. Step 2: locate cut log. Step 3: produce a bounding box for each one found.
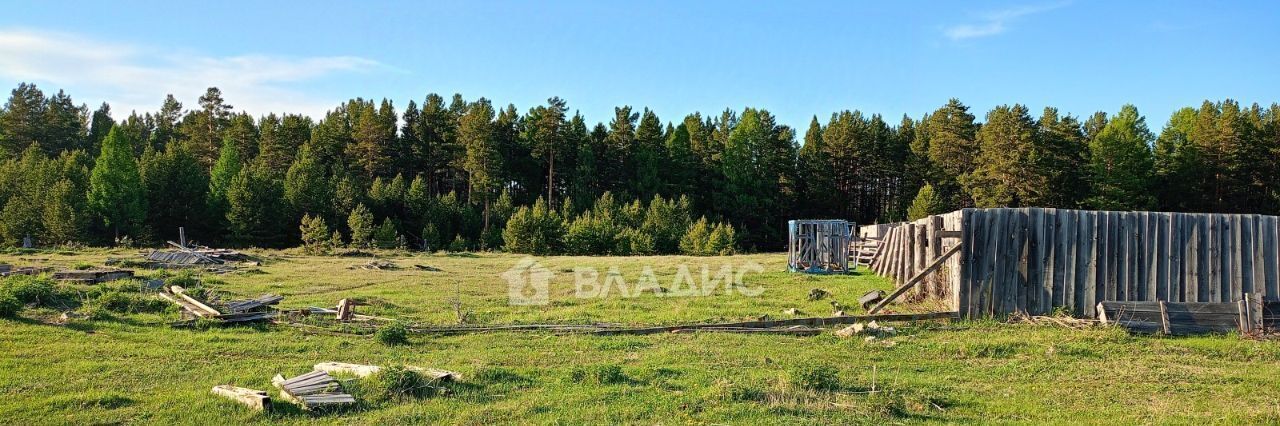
[211,385,270,411]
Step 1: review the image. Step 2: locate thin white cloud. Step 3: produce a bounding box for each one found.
[0,28,389,118]
[944,2,1069,41]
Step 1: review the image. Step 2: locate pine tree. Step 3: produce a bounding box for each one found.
[299,213,333,254]
[0,83,47,156]
[347,203,375,248]
[373,218,399,249]
[207,137,242,234]
[906,184,947,220]
[185,87,233,167]
[631,108,665,199]
[923,99,979,205]
[460,98,500,248]
[88,102,114,156]
[88,127,146,241]
[225,165,288,246]
[1087,105,1155,210]
[42,90,88,154]
[963,104,1040,207]
[139,142,207,240]
[284,145,330,221]
[1034,107,1089,207]
[529,97,568,208]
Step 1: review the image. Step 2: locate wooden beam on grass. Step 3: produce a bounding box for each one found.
[211,385,270,412]
[868,244,962,314]
[168,285,221,314]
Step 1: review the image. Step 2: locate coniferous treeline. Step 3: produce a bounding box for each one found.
[0,82,1277,252]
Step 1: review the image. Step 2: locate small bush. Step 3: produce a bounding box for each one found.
[366,366,438,402]
[569,364,627,385]
[789,363,841,391]
[376,321,409,346]
[2,275,56,304]
[94,290,170,314]
[165,271,200,289]
[0,292,20,317]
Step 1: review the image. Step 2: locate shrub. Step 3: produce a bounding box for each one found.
[366,366,438,402]
[679,217,711,255]
[347,203,375,248]
[376,321,409,346]
[789,363,841,391]
[2,275,56,304]
[907,184,948,221]
[94,290,170,314]
[447,235,470,252]
[707,223,736,255]
[502,198,564,255]
[569,364,626,385]
[373,218,400,249]
[0,292,20,317]
[299,214,334,255]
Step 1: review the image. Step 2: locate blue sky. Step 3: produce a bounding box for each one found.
[1,0,1278,130]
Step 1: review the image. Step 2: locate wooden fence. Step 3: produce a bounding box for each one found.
[863,208,1280,319]
[864,211,963,302]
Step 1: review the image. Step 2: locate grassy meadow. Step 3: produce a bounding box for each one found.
[1,249,1279,424]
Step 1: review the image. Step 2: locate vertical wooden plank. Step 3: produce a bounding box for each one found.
[1192,213,1203,300]
[1044,208,1060,312]
[1100,211,1111,303]
[958,210,973,317]
[1026,208,1043,315]
[1119,212,1132,301]
[982,209,1002,317]
[1208,215,1222,302]
[1051,208,1067,309]
[1251,215,1264,297]
[1264,215,1279,300]
[1062,209,1078,315]
[1186,214,1200,303]
[1152,211,1162,300]
[1170,213,1184,302]
[1240,215,1254,297]
[1136,212,1149,301]
[1010,209,1028,315]
[1084,211,1100,317]
[1155,213,1170,302]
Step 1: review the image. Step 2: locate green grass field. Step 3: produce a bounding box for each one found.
[2,249,1279,424]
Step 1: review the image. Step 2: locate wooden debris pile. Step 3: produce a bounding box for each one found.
[349,260,399,270]
[158,285,283,324]
[413,264,442,272]
[1097,297,1271,336]
[52,269,135,284]
[272,370,355,410]
[143,241,253,272]
[0,264,52,277]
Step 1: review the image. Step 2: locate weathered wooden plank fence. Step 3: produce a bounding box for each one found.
[862,208,1280,319]
[865,211,963,304]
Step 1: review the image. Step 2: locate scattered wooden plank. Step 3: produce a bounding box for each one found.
[272,371,354,410]
[169,286,222,317]
[211,385,270,412]
[312,362,459,382]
